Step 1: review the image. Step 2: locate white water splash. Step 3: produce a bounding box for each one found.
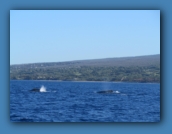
[40,85,47,92]
[114,91,120,93]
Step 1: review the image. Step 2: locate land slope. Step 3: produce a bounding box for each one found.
[10,54,160,82]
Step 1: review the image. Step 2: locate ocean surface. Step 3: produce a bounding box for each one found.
[10,80,160,122]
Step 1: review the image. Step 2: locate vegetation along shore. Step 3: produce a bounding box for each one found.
[10,54,160,83]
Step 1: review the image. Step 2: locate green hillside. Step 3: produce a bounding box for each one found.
[10,54,160,83]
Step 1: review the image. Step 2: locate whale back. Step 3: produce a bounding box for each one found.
[30,88,40,92]
[97,90,114,94]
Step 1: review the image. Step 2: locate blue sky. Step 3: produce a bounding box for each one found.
[10,10,160,65]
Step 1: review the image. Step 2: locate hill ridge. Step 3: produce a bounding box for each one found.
[10,54,160,68]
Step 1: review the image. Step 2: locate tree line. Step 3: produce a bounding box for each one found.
[10,65,160,83]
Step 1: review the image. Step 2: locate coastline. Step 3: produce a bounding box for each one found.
[10,79,160,84]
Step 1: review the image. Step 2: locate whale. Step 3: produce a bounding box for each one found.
[97,90,114,94]
[96,90,120,94]
[30,88,41,92]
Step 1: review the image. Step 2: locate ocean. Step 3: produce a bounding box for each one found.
[10,80,160,122]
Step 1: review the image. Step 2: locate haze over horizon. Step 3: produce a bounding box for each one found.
[10,10,160,65]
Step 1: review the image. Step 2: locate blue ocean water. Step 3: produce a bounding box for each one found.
[10,80,160,122]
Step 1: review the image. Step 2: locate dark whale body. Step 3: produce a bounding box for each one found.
[30,88,40,92]
[97,90,114,94]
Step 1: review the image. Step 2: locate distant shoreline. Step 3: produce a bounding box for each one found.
[10,55,160,83]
